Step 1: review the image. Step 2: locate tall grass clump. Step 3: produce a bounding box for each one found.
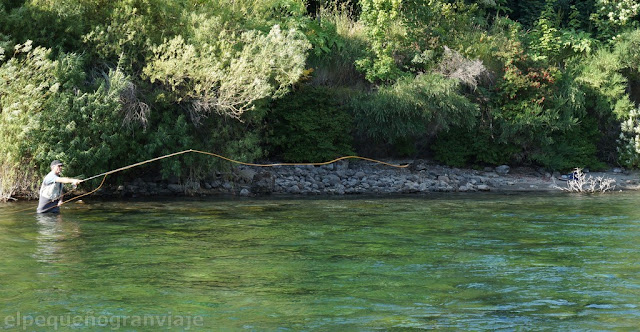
[351,73,479,156]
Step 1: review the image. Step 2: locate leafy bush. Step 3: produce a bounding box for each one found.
[305,4,368,87]
[144,24,311,120]
[432,127,519,167]
[433,115,606,171]
[590,0,639,40]
[486,22,588,164]
[83,1,159,72]
[576,31,640,167]
[355,0,480,83]
[0,44,148,198]
[531,117,607,171]
[355,0,404,82]
[265,86,353,162]
[0,0,97,54]
[435,16,603,170]
[142,107,264,180]
[351,73,479,155]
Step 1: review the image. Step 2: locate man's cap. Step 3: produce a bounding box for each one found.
[50,160,63,167]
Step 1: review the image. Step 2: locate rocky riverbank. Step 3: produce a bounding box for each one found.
[91,160,640,198]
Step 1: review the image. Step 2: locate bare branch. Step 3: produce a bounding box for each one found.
[120,81,150,130]
[436,46,489,90]
[553,168,616,193]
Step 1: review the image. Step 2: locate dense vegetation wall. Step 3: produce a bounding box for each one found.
[1,0,639,199]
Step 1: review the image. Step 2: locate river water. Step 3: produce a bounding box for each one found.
[1,193,639,330]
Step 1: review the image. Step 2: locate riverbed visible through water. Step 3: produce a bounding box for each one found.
[1,193,639,330]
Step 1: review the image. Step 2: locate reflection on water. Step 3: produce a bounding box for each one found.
[35,214,80,263]
[1,193,640,330]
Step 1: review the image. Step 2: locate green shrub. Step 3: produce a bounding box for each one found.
[351,73,479,152]
[432,127,519,167]
[0,0,96,54]
[590,0,639,40]
[144,24,311,120]
[531,117,607,171]
[432,117,606,171]
[576,30,640,167]
[264,85,353,162]
[305,4,368,87]
[355,0,404,83]
[0,44,148,198]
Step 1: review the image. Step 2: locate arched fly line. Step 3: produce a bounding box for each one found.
[42,149,409,211]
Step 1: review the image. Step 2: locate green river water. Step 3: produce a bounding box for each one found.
[1,193,640,331]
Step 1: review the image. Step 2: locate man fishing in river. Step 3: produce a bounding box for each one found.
[37,160,82,213]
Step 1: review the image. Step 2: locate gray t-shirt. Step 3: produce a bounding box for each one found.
[37,171,63,213]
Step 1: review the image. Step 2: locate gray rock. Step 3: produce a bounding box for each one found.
[325,174,341,185]
[495,165,510,175]
[168,184,184,193]
[335,160,349,171]
[288,185,301,194]
[251,171,275,194]
[437,175,450,182]
[235,167,257,183]
[410,161,429,171]
[239,188,250,196]
[402,182,419,193]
